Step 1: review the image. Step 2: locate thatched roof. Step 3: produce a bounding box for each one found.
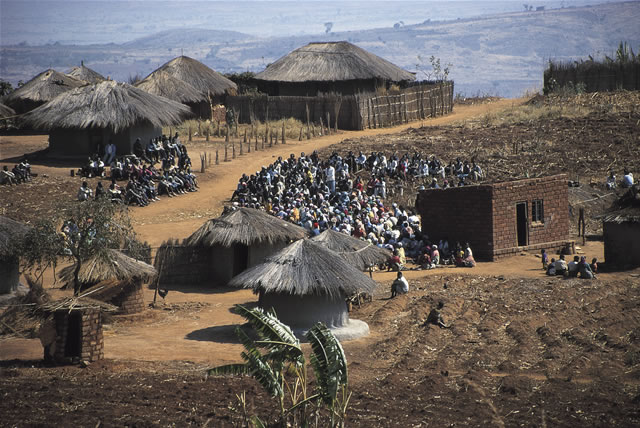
[66,62,106,83]
[0,216,29,258]
[255,41,416,83]
[228,239,378,299]
[20,80,191,132]
[151,56,237,96]
[0,103,16,118]
[42,295,118,312]
[135,70,209,104]
[185,208,308,247]
[603,185,640,223]
[2,69,85,113]
[311,229,391,271]
[58,249,157,285]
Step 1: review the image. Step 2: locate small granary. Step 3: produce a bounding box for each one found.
[254,41,416,96]
[416,174,572,261]
[58,249,157,314]
[311,228,391,271]
[228,239,376,340]
[41,296,117,363]
[136,70,210,118]
[66,61,106,84]
[0,216,29,294]
[20,80,191,158]
[603,185,640,269]
[166,208,308,286]
[1,69,85,114]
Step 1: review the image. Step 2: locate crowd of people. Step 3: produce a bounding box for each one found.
[0,158,32,186]
[605,168,634,190]
[542,249,597,279]
[76,133,198,206]
[229,150,479,270]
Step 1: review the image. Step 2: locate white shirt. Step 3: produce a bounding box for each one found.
[394,276,409,294]
[326,166,335,181]
[623,173,634,187]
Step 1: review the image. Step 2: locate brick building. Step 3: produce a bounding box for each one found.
[416,175,572,261]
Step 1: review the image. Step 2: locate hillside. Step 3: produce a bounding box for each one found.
[1,2,639,96]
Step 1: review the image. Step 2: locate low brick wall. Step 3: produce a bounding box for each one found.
[53,309,104,363]
[112,280,145,315]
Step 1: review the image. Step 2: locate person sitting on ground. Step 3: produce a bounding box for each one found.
[578,256,595,279]
[547,258,557,276]
[91,157,105,178]
[590,257,599,274]
[622,168,634,188]
[391,271,409,297]
[568,255,580,277]
[95,181,105,199]
[11,164,27,183]
[554,254,568,276]
[0,165,17,185]
[387,250,402,271]
[463,242,476,267]
[431,244,440,267]
[541,248,549,270]
[606,171,617,190]
[425,301,449,328]
[77,181,92,201]
[81,157,94,177]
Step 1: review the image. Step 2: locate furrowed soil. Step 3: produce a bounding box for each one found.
[1,94,640,426]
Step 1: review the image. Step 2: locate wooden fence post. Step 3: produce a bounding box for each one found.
[281,122,286,144]
[216,149,219,165]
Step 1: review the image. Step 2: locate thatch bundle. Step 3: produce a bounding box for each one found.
[255,41,416,83]
[2,69,85,113]
[185,208,307,247]
[58,249,157,285]
[0,103,16,118]
[0,216,29,259]
[228,239,378,299]
[42,295,118,313]
[0,277,51,338]
[151,56,237,97]
[135,70,208,104]
[66,62,106,83]
[603,185,640,223]
[20,80,192,132]
[311,229,391,271]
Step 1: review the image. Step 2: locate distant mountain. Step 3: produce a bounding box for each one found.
[1,2,639,97]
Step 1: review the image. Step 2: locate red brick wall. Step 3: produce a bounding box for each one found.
[416,185,494,260]
[112,280,146,315]
[416,175,570,261]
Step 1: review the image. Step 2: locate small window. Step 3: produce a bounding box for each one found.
[532,200,544,223]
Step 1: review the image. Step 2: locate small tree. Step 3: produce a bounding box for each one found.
[0,79,13,97]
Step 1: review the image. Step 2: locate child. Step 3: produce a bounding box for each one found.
[541,249,549,270]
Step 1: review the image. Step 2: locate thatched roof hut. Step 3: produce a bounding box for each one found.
[255,41,416,96]
[0,103,16,118]
[20,80,191,157]
[173,208,307,286]
[59,249,157,286]
[603,185,640,269]
[2,69,85,114]
[136,70,210,118]
[228,239,375,339]
[66,62,106,83]
[311,229,391,271]
[0,216,30,294]
[152,56,237,99]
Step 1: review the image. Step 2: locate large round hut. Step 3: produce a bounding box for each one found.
[229,239,376,340]
[58,249,156,314]
[0,216,29,294]
[66,62,106,84]
[135,70,210,118]
[20,80,191,158]
[165,208,308,286]
[1,69,85,114]
[311,228,391,271]
[254,41,416,96]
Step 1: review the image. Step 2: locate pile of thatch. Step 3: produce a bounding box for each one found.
[66,62,106,84]
[0,216,29,259]
[185,208,308,247]
[603,185,640,223]
[228,239,378,299]
[0,103,15,119]
[1,69,85,114]
[41,295,118,313]
[255,41,416,83]
[311,229,391,271]
[0,276,51,338]
[135,70,208,104]
[58,249,157,286]
[20,80,192,132]
[150,56,237,97]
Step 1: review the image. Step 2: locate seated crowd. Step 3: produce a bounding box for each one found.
[77,133,198,206]
[0,158,32,186]
[229,150,479,270]
[542,249,597,279]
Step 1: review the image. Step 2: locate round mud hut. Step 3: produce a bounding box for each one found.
[136,70,210,119]
[228,239,376,340]
[169,208,308,286]
[1,69,85,114]
[254,41,416,96]
[66,62,106,84]
[41,296,117,363]
[0,216,29,294]
[20,80,191,158]
[311,228,391,271]
[59,249,157,314]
